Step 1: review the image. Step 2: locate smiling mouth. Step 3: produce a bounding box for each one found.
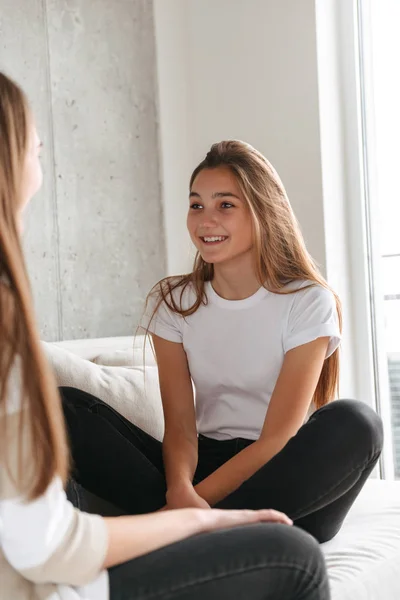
[199,235,228,245]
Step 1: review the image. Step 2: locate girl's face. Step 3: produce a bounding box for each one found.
[19,122,43,227]
[187,166,254,266]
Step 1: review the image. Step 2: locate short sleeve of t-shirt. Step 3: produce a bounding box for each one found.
[284,284,341,358]
[139,289,183,343]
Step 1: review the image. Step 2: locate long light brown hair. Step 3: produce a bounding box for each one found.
[0,72,68,499]
[146,140,342,408]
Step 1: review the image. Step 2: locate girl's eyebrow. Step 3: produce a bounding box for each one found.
[212,191,241,200]
[189,191,241,200]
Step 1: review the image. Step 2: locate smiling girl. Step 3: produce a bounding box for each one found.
[63,140,383,546]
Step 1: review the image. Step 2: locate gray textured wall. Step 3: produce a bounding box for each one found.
[0,0,166,341]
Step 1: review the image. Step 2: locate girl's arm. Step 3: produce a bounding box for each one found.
[194,337,330,506]
[103,506,292,568]
[151,335,207,508]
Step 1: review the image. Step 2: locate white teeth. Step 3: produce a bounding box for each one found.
[203,236,226,242]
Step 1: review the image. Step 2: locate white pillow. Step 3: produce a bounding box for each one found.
[52,336,134,360]
[42,342,164,441]
[92,349,135,368]
[92,344,157,368]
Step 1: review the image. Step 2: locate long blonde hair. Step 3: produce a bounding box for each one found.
[146,140,342,408]
[0,72,68,499]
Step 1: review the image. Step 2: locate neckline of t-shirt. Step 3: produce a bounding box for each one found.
[206,281,269,310]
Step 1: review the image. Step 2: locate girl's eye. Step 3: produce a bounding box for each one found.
[221,202,234,209]
[190,203,203,210]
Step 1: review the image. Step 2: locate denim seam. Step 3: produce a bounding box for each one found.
[128,562,325,600]
[291,449,381,521]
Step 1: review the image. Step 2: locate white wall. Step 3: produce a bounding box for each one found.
[153,0,194,276]
[154,0,359,399]
[154,0,327,276]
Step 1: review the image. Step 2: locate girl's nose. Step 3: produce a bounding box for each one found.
[200,210,219,228]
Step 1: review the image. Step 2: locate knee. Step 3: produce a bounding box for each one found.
[272,525,328,586]
[300,516,341,544]
[240,523,327,573]
[327,399,384,456]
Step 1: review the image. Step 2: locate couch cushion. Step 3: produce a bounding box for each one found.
[53,335,157,368]
[42,341,164,441]
[322,478,400,600]
[51,336,135,360]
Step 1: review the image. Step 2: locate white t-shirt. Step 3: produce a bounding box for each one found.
[141,280,341,441]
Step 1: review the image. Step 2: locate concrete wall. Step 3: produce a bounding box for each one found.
[0,0,165,341]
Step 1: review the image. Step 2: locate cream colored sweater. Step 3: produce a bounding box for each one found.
[0,364,109,600]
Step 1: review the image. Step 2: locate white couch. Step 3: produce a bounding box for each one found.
[45,336,400,600]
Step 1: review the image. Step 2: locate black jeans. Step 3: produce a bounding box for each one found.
[108,524,329,599]
[61,387,383,545]
[67,475,330,599]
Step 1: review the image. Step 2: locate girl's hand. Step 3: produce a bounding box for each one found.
[165,482,211,510]
[198,508,293,532]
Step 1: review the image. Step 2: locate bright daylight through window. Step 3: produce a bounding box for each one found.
[359,0,400,477]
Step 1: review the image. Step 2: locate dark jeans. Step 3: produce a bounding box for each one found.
[67,475,330,599]
[107,524,329,600]
[61,387,383,545]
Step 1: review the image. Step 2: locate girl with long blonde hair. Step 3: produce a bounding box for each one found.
[64,139,384,545]
[0,73,336,600]
[63,140,383,545]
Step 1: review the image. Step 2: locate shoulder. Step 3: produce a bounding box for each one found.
[141,278,199,341]
[148,277,198,313]
[284,280,339,334]
[281,280,339,331]
[284,280,336,307]
[282,281,341,354]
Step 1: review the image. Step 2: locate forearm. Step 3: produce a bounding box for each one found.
[163,430,198,491]
[195,437,286,506]
[103,509,204,568]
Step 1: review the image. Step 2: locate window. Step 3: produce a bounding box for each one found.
[358,0,400,477]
